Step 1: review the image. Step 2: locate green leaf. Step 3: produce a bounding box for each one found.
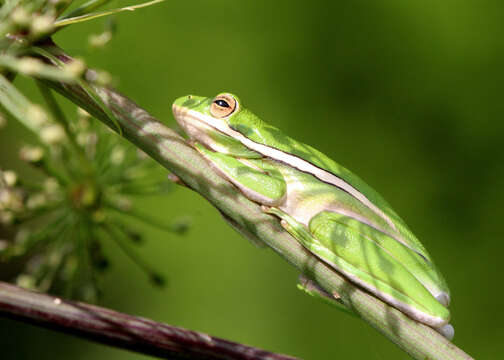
[55,0,166,27]
[0,55,79,83]
[59,0,113,20]
[0,73,46,133]
[31,46,123,136]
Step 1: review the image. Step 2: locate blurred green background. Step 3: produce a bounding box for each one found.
[1,0,503,358]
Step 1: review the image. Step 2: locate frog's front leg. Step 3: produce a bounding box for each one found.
[196,143,286,247]
[264,207,355,313]
[195,143,286,206]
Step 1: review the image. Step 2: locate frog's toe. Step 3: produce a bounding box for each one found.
[435,292,451,307]
[261,205,271,212]
[437,323,454,340]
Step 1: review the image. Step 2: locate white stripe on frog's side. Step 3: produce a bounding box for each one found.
[173,105,430,258]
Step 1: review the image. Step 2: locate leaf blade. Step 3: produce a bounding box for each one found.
[55,0,165,27]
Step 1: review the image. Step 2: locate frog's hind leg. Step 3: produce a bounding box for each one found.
[264,207,356,315]
[308,211,452,331]
[266,208,450,327]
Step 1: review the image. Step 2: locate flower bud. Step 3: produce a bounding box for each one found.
[0,188,23,212]
[89,31,112,48]
[111,147,125,165]
[44,178,60,193]
[64,58,86,78]
[114,196,132,211]
[19,145,44,164]
[26,104,49,127]
[95,70,112,86]
[0,211,14,225]
[2,170,17,186]
[31,14,55,37]
[16,274,36,289]
[77,107,90,119]
[10,7,30,27]
[41,124,66,145]
[26,193,47,210]
[18,57,43,76]
[0,239,8,252]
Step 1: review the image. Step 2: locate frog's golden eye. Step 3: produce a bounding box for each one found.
[210,93,237,118]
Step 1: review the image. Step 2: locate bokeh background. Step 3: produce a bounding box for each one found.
[1,0,503,358]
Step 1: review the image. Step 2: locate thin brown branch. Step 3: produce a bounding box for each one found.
[0,282,298,360]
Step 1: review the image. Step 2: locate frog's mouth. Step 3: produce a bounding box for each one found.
[173,103,253,157]
[172,103,217,146]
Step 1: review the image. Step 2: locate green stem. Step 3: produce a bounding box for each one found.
[101,222,164,286]
[36,81,93,175]
[58,0,117,20]
[105,201,178,233]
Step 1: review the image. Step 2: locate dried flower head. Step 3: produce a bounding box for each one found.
[0,0,175,302]
[1,107,187,301]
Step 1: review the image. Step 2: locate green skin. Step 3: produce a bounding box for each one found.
[172,93,453,338]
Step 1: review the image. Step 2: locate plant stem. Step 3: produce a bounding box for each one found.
[36,40,473,360]
[36,81,93,174]
[0,282,297,360]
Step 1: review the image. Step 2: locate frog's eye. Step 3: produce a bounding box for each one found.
[210,94,237,118]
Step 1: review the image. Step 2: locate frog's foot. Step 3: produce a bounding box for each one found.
[298,275,341,300]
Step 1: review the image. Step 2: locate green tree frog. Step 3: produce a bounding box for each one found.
[172,93,454,339]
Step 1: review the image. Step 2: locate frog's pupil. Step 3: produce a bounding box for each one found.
[215,99,230,108]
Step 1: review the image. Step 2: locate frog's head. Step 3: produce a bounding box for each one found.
[172,93,262,158]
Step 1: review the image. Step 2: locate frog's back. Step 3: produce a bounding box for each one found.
[232,112,410,236]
